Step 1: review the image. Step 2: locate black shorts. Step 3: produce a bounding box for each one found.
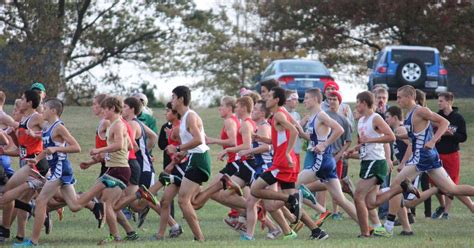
[22,155,49,177]
[184,167,209,185]
[260,171,295,190]
[170,163,187,187]
[128,159,141,186]
[0,166,7,186]
[219,162,239,176]
[234,159,258,186]
[99,161,107,177]
[105,167,131,186]
[139,171,155,188]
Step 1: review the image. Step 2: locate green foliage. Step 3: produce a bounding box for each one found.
[0,0,200,104]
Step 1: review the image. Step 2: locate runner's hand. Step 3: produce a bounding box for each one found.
[217,150,227,161]
[397,162,405,172]
[286,153,294,168]
[424,140,435,149]
[166,145,177,155]
[80,162,91,170]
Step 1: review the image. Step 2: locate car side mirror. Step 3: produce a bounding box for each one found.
[367,60,374,69]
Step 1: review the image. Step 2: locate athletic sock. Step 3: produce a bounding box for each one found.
[171,224,180,230]
[14,200,32,213]
[380,187,390,193]
[371,223,382,228]
[384,214,396,232]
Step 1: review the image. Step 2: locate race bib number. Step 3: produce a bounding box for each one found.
[359,144,367,159]
[19,146,27,158]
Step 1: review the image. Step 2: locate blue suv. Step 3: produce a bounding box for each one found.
[367,45,448,97]
[256,59,334,102]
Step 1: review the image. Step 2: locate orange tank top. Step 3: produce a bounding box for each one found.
[17,113,43,159]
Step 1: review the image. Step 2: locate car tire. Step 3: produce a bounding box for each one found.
[396,58,426,88]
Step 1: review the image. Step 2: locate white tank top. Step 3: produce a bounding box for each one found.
[180,110,209,154]
[357,112,385,160]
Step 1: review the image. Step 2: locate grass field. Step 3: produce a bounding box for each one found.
[3,99,474,247]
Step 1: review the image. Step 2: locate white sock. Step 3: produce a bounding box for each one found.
[371,223,382,228]
[380,187,390,193]
[171,223,179,230]
[384,220,394,232]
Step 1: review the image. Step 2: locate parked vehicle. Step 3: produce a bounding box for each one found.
[367,45,448,97]
[255,59,334,102]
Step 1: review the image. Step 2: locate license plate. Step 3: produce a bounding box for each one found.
[302,81,313,87]
[425,81,438,88]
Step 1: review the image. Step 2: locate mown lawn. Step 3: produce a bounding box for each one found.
[2,98,474,247]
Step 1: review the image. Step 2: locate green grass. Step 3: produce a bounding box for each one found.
[3,99,474,247]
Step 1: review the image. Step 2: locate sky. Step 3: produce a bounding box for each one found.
[91,0,366,106]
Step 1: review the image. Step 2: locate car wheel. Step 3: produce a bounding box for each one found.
[396,58,426,88]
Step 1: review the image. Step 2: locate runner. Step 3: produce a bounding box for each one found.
[250,86,301,240]
[165,86,211,241]
[14,98,104,246]
[345,91,395,237]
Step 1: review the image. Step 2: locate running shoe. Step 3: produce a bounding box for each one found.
[310,228,329,240]
[399,231,414,236]
[137,206,150,228]
[97,234,122,245]
[0,226,10,243]
[100,174,126,189]
[158,172,171,185]
[373,226,392,238]
[125,231,139,241]
[282,230,297,240]
[12,239,37,247]
[221,174,243,196]
[287,191,302,224]
[400,179,420,198]
[92,202,106,229]
[240,233,255,240]
[332,212,343,221]
[431,206,445,219]
[138,185,158,206]
[341,177,355,198]
[169,226,184,238]
[265,228,282,240]
[442,213,449,220]
[298,184,317,205]
[315,210,332,227]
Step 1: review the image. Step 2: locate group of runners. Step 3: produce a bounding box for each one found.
[0,80,470,245]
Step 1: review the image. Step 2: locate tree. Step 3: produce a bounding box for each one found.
[0,0,199,104]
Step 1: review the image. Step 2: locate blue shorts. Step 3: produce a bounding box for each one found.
[0,155,14,178]
[304,151,315,170]
[408,148,442,172]
[48,159,76,185]
[310,153,337,182]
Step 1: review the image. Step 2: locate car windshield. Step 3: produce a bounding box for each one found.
[279,61,327,74]
[391,50,435,65]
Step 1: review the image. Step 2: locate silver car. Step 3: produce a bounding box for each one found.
[257,59,334,102]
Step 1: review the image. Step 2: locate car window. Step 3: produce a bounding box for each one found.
[279,62,327,74]
[262,63,275,78]
[375,51,387,65]
[391,50,435,65]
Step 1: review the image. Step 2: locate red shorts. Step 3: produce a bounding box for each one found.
[336,160,343,179]
[265,166,299,183]
[440,151,460,185]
